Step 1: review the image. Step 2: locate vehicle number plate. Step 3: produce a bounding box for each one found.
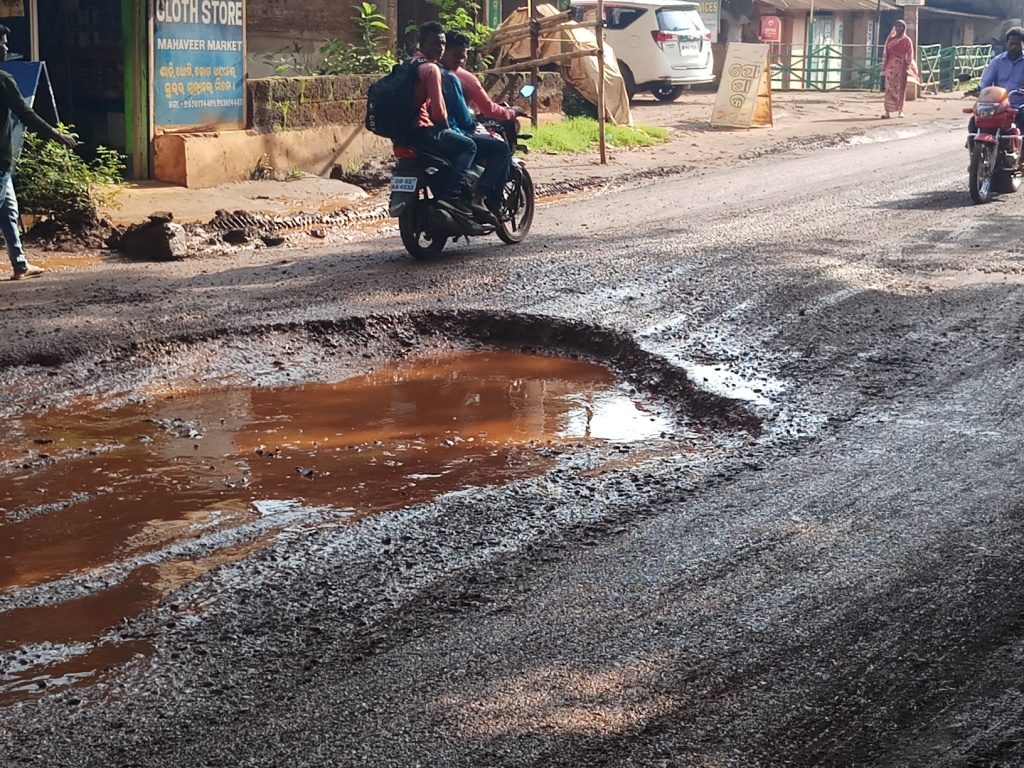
[681,41,699,51]
[390,176,418,193]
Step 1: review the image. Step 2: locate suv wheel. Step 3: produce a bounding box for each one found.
[651,84,687,102]
[618,61,637,101]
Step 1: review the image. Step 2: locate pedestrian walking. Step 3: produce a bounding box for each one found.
[881,20,918,119]
[0,24,77,280]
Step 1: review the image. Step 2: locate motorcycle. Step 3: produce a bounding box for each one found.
[964,85,1024,204]
[388,87,536,259]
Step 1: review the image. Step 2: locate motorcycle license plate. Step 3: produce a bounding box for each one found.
[390,176,418,193]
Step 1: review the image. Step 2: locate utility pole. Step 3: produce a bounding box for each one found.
[597,0,606,164]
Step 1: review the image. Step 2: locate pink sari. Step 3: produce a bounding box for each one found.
[882,31,915,114]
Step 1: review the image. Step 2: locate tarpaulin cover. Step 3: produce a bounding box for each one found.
[492,4,633,125]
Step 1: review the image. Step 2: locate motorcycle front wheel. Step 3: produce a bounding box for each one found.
[969,143,996,203]
[496,166,535,245]
[399,202,447,259]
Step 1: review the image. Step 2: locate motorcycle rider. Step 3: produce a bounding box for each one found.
[440,31,526,216]
[409,22,491,222]
[970,27,1024,136]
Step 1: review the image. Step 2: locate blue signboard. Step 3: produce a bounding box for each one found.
[0,60,58,169]
[153,0,245,129]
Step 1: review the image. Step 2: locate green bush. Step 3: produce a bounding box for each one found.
[265,3,397,76]
[14,125,125,231]
[405,0,494,68]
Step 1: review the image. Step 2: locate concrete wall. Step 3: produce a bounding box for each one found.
[247,0,400,78]
[152,125,389,188]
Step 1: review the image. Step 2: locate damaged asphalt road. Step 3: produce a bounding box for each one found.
[5,117,1024,767]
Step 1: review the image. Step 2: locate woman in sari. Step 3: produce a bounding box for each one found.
[882,20,915,118]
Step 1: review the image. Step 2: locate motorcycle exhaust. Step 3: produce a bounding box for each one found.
[431,202,493,237]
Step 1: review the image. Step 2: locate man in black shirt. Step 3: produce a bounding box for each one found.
[0,25,77,279]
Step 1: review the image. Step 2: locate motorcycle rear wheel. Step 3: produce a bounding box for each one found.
[399,203,447,259]
[969,144,996,203]
[496,166,535,245]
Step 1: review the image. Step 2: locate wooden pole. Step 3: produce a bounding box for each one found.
[482,18,597,52]
[530,0,539,127]
[483,10,573,46]
[596,0,607,164]
[481,49,598,77]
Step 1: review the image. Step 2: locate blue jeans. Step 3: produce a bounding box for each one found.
[412,127,476,200]
[470,133,510,199]
[0,173,26,272]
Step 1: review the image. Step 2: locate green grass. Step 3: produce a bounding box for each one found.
[525,117,669,154]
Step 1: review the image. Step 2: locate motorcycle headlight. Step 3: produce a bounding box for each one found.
[975,102,1000,117]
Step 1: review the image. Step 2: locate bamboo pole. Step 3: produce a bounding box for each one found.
[482,19,598,52]
[480,48,598,76]
[597,0,607,164]
[483,10,573,45]
[530,0,539,127]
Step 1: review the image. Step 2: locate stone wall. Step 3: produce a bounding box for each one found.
[248,75,377,134]
[247,71,565,135]
[483,72,565,115]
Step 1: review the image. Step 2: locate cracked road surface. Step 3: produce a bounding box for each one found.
[4,116,1024,767]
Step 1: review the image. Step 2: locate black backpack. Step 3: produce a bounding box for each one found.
[365,59,426,142]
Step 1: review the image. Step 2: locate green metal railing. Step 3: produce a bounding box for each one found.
[769,44,883,91]
[767,43,992,93]
[917,44,991,93]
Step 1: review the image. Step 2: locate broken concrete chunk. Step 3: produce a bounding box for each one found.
[119,220,190,261]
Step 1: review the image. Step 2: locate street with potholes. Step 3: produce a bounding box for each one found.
[3,90,1024,767]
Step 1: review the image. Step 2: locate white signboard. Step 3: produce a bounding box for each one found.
[711,43,773,128]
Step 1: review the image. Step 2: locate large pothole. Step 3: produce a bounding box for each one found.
[0,313,760,704]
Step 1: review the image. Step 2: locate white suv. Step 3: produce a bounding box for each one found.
[570,0,715,102]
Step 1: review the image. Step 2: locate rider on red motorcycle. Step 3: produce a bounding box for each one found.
[971,27,1024,136]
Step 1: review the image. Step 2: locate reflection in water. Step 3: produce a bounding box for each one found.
[0,351,670,696]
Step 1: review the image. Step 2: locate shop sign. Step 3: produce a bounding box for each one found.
[488,0,503,26]
[153,0,246,129]
[698,0,720,43]
[759,15,782,43]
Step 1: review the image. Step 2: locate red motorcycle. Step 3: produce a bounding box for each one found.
[964,85,1024,203]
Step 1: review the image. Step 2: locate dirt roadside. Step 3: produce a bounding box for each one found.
[23,89,973,270]
[529,89,970,182]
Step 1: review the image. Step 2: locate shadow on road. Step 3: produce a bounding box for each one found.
[874,189,975,211]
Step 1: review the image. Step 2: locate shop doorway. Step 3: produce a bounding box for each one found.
[36,0,125,156]
[32,0,147,177]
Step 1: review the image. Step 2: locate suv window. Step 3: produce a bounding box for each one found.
[605,7,646,29]
[656,7,708,34]
[570,4,646,30]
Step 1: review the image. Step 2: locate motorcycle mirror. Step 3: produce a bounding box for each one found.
[519,84,536,98]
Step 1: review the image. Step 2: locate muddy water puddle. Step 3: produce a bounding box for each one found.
[1,351,670,700]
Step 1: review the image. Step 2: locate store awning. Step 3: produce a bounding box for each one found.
[920,6,998,19]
